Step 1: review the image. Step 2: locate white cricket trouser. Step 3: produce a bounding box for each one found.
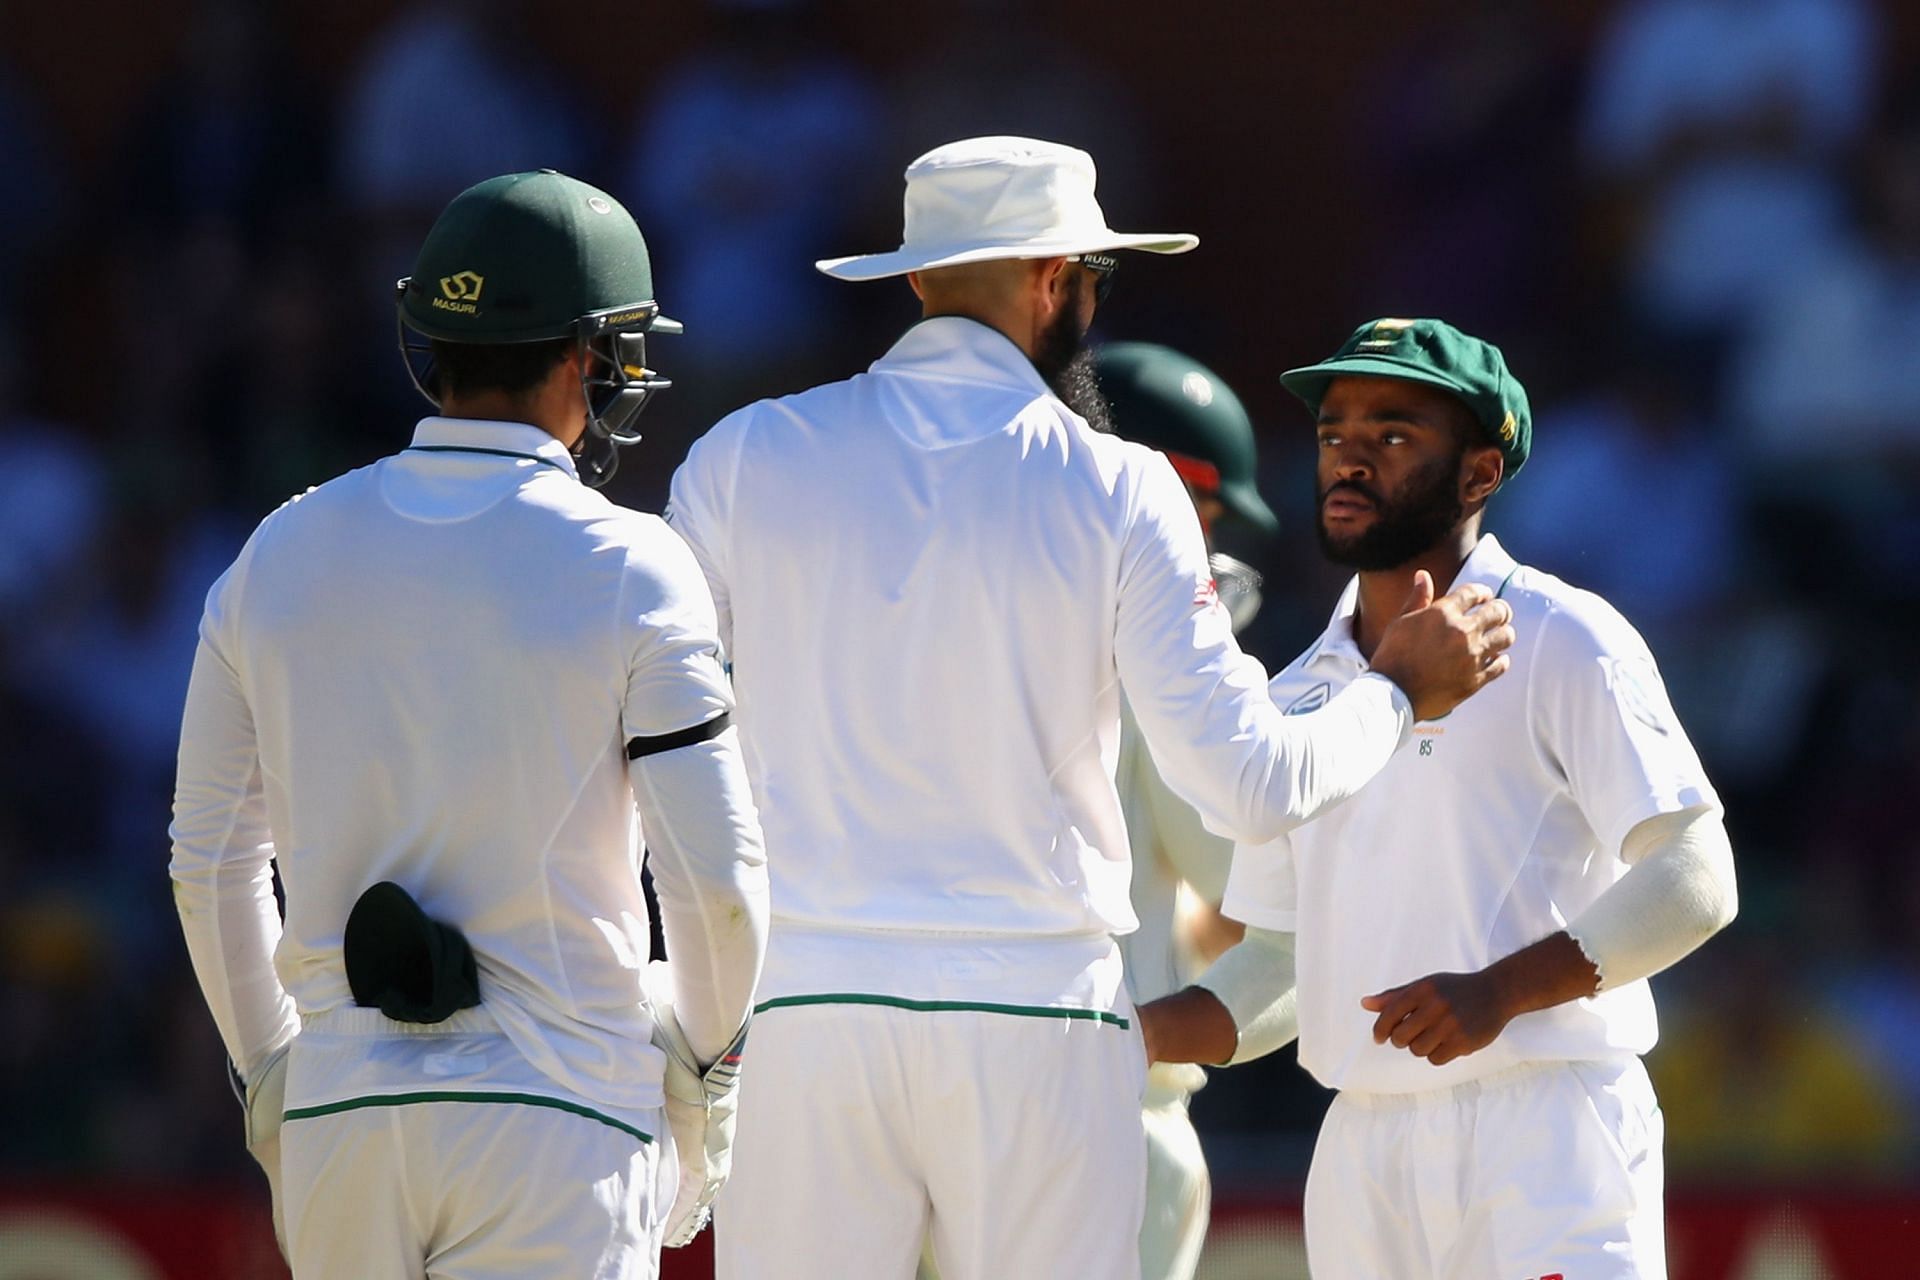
[1138,1065,1210,1280]
[914,1063,1207,1280]
[717,1002,1149,1280]
[1304,1057,1666,1280]
[281,1097,671,1279]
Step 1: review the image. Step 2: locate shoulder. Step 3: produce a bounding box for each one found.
[1504,565,1656,668]
[246,463,382,549]
[205,467,375,620]
[608,508,711,606]
[560,485,678,555]
[1500,565,1665,716]
[678,377,861,476]
[677,402,757,481]
[1079,424,1162,473]
[1074,426,1182,508]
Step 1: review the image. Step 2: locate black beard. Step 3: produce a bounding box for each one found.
[1049,349,1114,434]
[1315,448,1465,571]
[1033,307,1114,433]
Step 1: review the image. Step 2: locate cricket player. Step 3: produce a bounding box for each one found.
[1138,318,1740,1280]
[914,342,1278,1280]
[169,170,769,1279]
[667,138,1514,1279]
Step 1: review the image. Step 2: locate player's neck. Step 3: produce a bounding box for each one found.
[440,393,587,450]
[921,304,1040,362]
[1352,523,1482,661]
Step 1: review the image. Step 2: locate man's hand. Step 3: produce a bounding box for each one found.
[1369,572,1516,721]
[1362,933,1600,1067]
[648,963,747,1248]
[1361,970,1512,1067]
[233,1042,292,1260]
[1137,985,1239,1067]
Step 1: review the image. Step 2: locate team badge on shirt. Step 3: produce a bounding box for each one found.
[1283,683,1331,716]
[1607,656,1669,736]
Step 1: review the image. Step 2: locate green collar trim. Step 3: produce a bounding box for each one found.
[283,1091,652,1143]
[753,993,1130,1028]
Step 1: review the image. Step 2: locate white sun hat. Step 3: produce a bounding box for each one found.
[815,136,1198,281]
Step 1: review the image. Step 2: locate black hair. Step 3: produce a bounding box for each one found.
[429,337,572,400]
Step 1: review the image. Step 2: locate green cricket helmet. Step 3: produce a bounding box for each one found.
[1093,342,1279,536]
[396,170,682,487]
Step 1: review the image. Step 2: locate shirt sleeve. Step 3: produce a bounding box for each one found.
[1114,450,1412,845]
[1534,596,1721,858]
[621,521,736,742]
[621,521,768,1061]
[630,730,769,1063]
[1221,831,1298,933]
[169,557,301,1081]
[665,412,745,658]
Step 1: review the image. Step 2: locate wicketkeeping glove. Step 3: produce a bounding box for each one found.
[646,961,748,1248]
[230,1042,292,1260]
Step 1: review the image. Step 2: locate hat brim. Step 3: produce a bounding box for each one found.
[816,231,1198,281]
[1220,479,1280,536]
[1278,355,1476,413]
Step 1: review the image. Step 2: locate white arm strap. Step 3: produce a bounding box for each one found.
[1193,926,1298,1066]
[1567,805,1738,992]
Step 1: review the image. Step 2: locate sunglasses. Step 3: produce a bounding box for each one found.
[1068,252,1119,304]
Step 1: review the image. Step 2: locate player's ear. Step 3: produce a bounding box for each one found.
[1462,445,1504,505]
[1037,257,1071,305]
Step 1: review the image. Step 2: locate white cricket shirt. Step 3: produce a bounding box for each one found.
[170,418,746,1134]
[668,317,1411,1019]
[1223,535,1720,1095]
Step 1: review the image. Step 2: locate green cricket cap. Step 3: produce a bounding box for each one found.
[399,169,681,344]
[1094,341,1279,534]
[1279,317,1530,481]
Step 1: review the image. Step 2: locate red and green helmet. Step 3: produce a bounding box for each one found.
[1093,342,1280,536]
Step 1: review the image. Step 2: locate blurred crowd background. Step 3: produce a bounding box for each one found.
[1,0,1917,1268]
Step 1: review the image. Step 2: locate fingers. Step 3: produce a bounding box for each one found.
[1441,581,1493,615]
[1470,597,1512,626]
[1397,569,1435,615]
[1407,1019,1452,1058]
[1364,978,1467,1058]
[1469,600,1515,680]
[1364,984,1423,1044]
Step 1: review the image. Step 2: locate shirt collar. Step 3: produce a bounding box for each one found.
[1303,533,1518,674]
[406,417,580,480]
[871,316,1054,400]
